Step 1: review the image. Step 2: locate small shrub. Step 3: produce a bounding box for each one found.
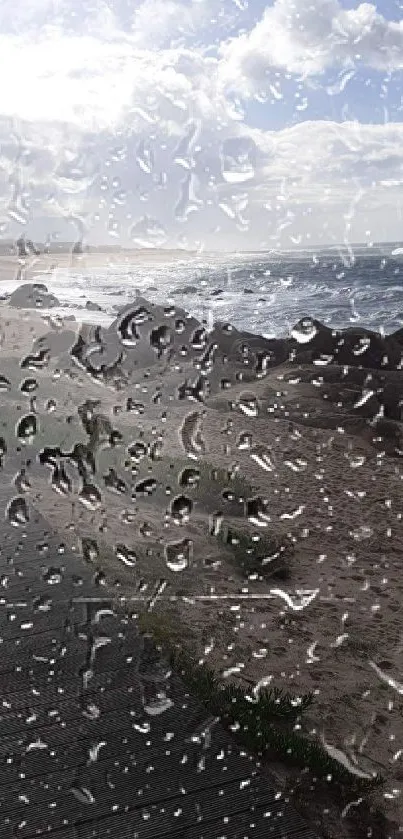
[136,604,381,793]
[171,650,381,790]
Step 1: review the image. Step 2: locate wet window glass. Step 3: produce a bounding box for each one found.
[0,2,401,838]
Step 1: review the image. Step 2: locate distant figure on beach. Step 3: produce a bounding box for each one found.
[16,237,40,257]
[72,239,84,255]
[16,236,29,257]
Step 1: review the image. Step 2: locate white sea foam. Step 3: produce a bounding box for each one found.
[3,245,403,336]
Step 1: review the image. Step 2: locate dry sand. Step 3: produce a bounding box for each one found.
[0,292,403,838]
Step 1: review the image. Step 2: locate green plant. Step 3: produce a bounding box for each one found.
[138,608,193,652]
[137,610,381,793]
[171,650,382,791]
[173,649,312,719]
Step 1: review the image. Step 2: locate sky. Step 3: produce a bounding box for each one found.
[0,0,402,250]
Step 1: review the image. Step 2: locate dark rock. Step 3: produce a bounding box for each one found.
[9,283,60,309]
[211,322,290,371]
[381,380,403,420]
[390,327,403,346]
[171,285,198,296]
[290,319,403,371]
[85,300,103,312]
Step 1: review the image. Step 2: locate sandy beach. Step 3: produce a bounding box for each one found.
[0,286,403,838]
[0,249,197,285]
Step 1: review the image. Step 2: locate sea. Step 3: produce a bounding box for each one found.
[6,242,403,338]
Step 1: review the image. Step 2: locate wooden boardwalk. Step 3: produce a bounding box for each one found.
[0,494,319,838]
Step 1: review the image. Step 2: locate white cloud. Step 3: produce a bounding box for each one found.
[2,109,403,249]
[0,0,402,248]
[130,0,220,46]
[0,30,229,132]
[0,0,119,36]
[218,0,403,96]
[0,0,230,44]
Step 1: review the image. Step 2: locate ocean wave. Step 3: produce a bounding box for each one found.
[1,249,403,335]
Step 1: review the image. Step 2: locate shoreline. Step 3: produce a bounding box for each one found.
[0,250,200,284]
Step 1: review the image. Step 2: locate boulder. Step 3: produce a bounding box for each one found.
[9,283,60,309]
[85,300,103,312]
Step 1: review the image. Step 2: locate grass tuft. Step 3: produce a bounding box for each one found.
[171,649,382,790]
[137,610,382,792]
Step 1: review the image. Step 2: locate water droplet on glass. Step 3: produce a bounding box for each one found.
[256,351,273,378]
[350,525,373,541]
[87,741,107,764]
[136,139,154,174]
[237,432,252,450]
[191,327,207,351]
[179,467,200,488]
[170,495,193,525]
[246,497,271,527]
[347,453,366,468]
[115,544,137,567]
[142,692,174,716]
[291,318,318,344]
[104,468,127,495]
[179,411,205,458]
[15,468,30,492]
[165,538,192,572]
[16,414,37,444]
[238,393,259,417]
[71,786,95,805]
[250,445,275,472]
[42,567,63,585]
[352,336,370,356]
[222,137,256,184]
[81,538,99,563]
[175,318,186,334]
[51,464,72,495]
[21,349,49,370]
[6,496,29,526]
[79,483,102,510]
[135,477,158,496]
[117,311,141,346]
[150,325,172,357]
[209,511,223,536]
[33,595,52,612]
[126,399,145,415]
[149,438,163,460]
[0,374,11,391]
[39,446,60,469]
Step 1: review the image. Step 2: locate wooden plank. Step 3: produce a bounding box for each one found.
[185,803,319,839]
[0,729,237,808]
[74,796,195,839]
[0,501,318,839]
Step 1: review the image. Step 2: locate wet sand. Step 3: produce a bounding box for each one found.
[0,291,403,837]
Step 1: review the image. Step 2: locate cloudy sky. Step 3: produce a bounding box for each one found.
[0,0,402,250]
